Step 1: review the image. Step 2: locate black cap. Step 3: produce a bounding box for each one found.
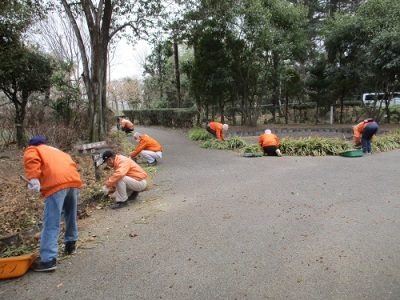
[102,150,114,164]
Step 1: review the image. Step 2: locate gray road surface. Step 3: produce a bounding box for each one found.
[1,127,400,300]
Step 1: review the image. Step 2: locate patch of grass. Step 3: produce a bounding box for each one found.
[188,127,213,141]
[241,144,263,157]
[280,137,352,156]
[225,137,246,149]
[200,137,246,150]
[200,139,228,149]
[372,129,400,152]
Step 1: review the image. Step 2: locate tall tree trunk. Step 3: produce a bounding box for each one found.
[157,49,164,103]
[13,92,28,148]
[62,0,111,142]
[173,40,181,108]
[285,90,289,125]
[271,51,280,123]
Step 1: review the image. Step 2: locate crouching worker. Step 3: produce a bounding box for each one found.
[206,121,229,141]
[353,118,379,154]
[23,136,82,272]
[102,150,147,209]
[130,132,162,166]
[258,129,282,157]
[119,117,134,134]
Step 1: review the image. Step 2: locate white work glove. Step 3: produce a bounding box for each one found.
[28,178,41,192]
[102,185,110,196]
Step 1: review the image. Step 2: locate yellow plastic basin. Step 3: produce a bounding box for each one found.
[0,252,38,279]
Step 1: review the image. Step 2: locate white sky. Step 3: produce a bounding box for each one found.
[109,39,151,81]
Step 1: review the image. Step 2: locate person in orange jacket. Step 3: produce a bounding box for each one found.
[102,150,147,209]
[130,132,163,166]
[23,136,82,272]
[206,121,229,140]
[118,117,134,134]
[258,129,282,156]
[353,118,379,154]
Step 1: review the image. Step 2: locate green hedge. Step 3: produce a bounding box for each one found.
[123,108,196,128]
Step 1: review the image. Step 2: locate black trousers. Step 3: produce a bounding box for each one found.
[263,145,278,156]
[206,125,216,137]
[122,127,133,134]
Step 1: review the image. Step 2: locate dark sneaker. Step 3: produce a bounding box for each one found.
[147,159,157,166]
[32,258,57,272]
[110,201,128,209]
[65,241,76,255]
[127,191,139,201]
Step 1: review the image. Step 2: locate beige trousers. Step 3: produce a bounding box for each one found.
[115,176,147,203]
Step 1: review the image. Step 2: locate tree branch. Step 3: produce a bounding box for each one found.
[109,22,138,40]
[61,0,90,80]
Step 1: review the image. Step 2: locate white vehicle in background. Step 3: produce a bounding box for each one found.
[362,92,400,107]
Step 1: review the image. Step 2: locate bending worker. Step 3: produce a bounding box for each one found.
[130,132,162,166]
[102,150,147,209]
[206,121,229,141]
[353,118,379,154]
[119,117,134,134]
[258,129,282,156]
[23,136,82,272]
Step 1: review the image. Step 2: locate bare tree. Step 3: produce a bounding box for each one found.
[108,78,141,114]
[32,13,89,83]
[59,0,164,142]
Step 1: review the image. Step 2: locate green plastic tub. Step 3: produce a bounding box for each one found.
[339,149,363,157]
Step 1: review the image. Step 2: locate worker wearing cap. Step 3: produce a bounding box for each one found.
[119,117,134,134]
[23,136,82,271]
[102,150,147,209]
[353,118,379,154]
[258,129,282,156]
[130,132,162,166]
[206,121,229,141]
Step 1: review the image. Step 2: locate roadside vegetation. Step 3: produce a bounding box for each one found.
[188,128,400,157]
[0,132,156,258]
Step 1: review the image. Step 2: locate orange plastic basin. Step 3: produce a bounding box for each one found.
[0,252,38,279]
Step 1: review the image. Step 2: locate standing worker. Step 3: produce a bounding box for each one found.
[130,132,163,166]
[102,150,147,209]
[206,121,229,141]
[119,117,134,134]
[258,129,282,156]
[353,118,379,154]
[23,136,82,272]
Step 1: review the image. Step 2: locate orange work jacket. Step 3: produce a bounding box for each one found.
[258,133,280,147]
[208,122,224,140]
[23,144,82,197]
[353,119,377,145]
[130,135,162,159]
[106,155,147,188]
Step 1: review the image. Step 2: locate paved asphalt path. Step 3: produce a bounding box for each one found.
[1,127,400,300]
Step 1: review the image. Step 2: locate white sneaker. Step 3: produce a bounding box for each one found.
[276,149,282,157]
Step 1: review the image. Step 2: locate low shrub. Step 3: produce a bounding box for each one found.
[188,128,213,141]
[200,137,246,150]
[280,137,351,156]
[372,129,400,152]
[241,144,263,157]
[200,139,229,149]
[225,137,246,149]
